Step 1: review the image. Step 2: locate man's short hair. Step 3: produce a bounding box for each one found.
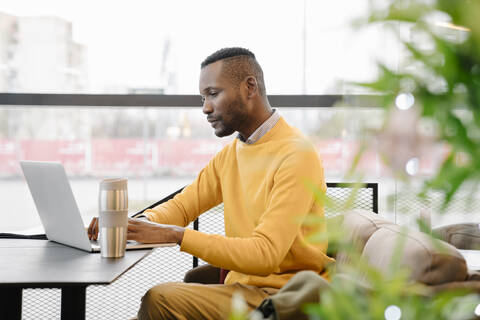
[201,47,266,97]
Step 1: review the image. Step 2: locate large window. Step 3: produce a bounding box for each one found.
[2,103,472,233]
[1,1,478,234]
[0,0,396,94]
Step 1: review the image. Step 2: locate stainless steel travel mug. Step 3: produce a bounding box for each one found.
[98,178,128,258]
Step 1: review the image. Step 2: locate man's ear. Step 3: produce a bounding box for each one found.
[245,76,258,98]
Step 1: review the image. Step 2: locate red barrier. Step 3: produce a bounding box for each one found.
[91,139,153,177]
[156,139,226,176]
[0,139,18,175]
[0,138,446,178]
[19,140,86,175]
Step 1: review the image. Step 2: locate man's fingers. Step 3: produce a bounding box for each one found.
[127,223,139,232]
[88,217,98,240]
[128,218,142,225]
[93,218,98,241]
[127,224,143,242]
[127,230,139,241]
[89,217,138,241]
[87,218,93,238]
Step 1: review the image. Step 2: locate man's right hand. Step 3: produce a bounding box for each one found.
[88,215,150,241]
[88,217,99,241]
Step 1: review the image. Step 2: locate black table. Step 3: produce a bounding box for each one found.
[0,239,152,320]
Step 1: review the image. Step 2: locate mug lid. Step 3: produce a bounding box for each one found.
[100,178,127,190]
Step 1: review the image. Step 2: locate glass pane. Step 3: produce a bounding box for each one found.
[0,0,398,94]
[1,106,232,232]
[3,105,475,233]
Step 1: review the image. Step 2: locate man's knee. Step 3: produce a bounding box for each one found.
[137,283,179,320]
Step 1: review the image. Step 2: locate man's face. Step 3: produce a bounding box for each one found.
[199,61,249,137]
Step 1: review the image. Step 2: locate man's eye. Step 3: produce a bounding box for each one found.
[210,91,218,96]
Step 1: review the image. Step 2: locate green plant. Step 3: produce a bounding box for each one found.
[361,0,480,208]
[302,210,479,320]
[301,2,480,318]
[297,179,479,320]
[228,2,480,318]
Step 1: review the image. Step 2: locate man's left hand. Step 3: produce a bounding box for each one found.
[127,218,184,245]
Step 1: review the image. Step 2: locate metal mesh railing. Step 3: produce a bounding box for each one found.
[392,182,480,227]
[22,289,61,319]
[22,182,377,319]
[324,182,378,218]
[86,247,193,319]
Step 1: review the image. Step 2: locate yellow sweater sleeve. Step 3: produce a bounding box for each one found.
[180,148,322,276]
[143,149,223,227]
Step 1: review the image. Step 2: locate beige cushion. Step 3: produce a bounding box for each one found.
[340,209,395,250]
[433,223,480,250]
[340,209,468,285]
[335,209,395,265]
[468,270,480,281]
[363,225,467,284]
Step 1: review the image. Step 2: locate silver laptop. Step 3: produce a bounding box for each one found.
[20,161,175,252]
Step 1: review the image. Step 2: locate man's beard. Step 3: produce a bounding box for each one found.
[214,95,248,137]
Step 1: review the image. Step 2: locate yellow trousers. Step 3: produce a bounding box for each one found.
[137,282,278,320]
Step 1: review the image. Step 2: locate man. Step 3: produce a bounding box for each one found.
[89,47,333,319]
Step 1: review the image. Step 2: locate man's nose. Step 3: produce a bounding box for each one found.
[202,100,213,114]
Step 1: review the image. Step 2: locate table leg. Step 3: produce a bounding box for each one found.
[61,286,87,320]
[0,287,22,320]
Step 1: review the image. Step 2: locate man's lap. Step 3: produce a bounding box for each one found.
[137,282,278,320]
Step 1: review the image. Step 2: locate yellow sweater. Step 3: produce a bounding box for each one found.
[145,117,334,289]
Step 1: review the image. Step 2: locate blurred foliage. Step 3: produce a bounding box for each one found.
[230,2,480,319]
[302,204,479,320]
[360,0,480,208]
[229,194,480,319]
[299,2,480,319]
